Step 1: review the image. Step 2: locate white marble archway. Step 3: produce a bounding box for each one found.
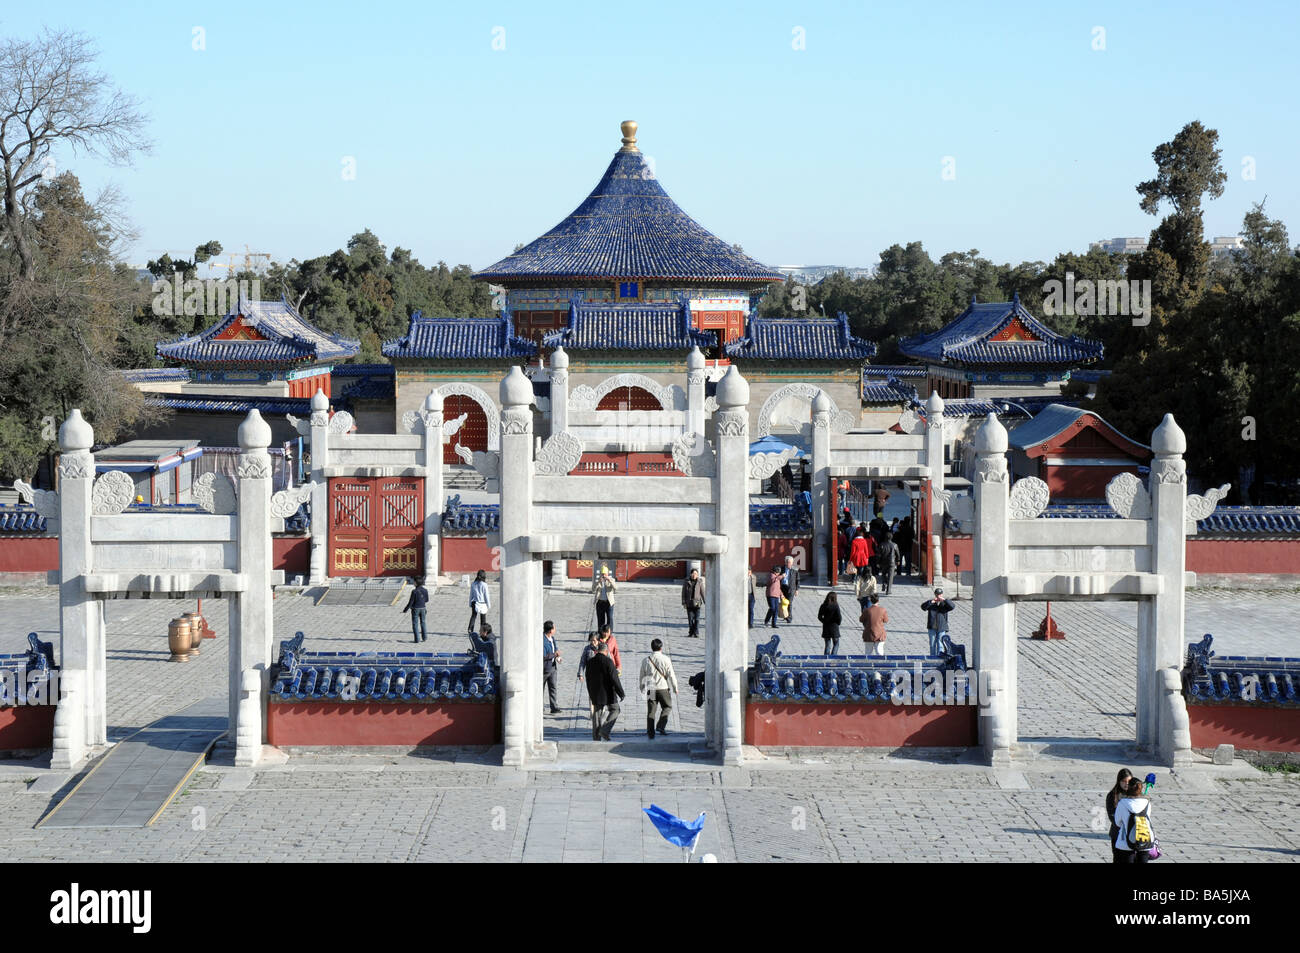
[404,383,501,450]
[756,382,853,438]
[570,373,681,412]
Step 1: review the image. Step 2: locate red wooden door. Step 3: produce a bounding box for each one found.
[329,477,424,577]
[596,386,661,411]
[444,395,489,465]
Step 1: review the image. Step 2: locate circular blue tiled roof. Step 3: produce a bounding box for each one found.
[474,131,783,285]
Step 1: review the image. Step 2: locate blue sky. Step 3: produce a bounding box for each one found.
[5,1,1296,273]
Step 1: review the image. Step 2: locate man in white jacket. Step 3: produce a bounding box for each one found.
[639,638,678,739]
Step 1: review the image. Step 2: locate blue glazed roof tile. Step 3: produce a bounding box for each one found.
[157,297,360,367]
[473,138,784,284]
[383,312,537,360]
[725,313,876,362]
[1182,635,1300,707]
[941,395,1081,418]
[146,394,315,415]
[1196,507,1300,535]
[543,301,714,352]
[0,506,48,533]
[120,367,191,383]
[900,295,1103,367]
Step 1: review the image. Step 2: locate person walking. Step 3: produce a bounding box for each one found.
[1105,768,1135,863]
[854,566,878,611]
[639,638,679,739]
[591,565,617,633]
[401,578,429,643]
[896,516,915,576]
[877,532,900,595]
[862,594,889,656]
[921,588,955,656]
[598,624,621,675]
[584,641,624,741]
[817,592,842,657]
[542,621,562,714]
[849,529,875,579]
[1112,776,1156,864]
[872,482,890,517]
[682,567,706,637]
[468,569,490,635]
[577,631,601,682]
[763,565,783,628]
[747,567,756,629]
[782,555,800,624]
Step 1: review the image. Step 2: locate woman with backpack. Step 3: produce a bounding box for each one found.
[1112,776,1156,863]
[1105,768,1134,862]
[817,592,842,657]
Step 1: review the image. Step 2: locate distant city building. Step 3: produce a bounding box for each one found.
[1089,237,1148,255]
[773,265,874,283]
[1090,235,1243,257]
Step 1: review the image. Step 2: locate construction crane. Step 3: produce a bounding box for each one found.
[210,244,272,276]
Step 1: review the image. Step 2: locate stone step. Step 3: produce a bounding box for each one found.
[554,735,703,755]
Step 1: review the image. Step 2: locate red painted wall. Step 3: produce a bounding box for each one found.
[0,705,56,750]
[750,537,813,574]
[273,535,310,575]
[267,700,500,746]
[941,535,973,578]
[0,537,57,572]
[746,702,978,746]
[1187,538,1300,574]
[442,536,495,574]
[1188,705,1300,753]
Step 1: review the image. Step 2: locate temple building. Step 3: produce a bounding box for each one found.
[1007,403,1151,500]
[385,121,877,442]
[899,293,1103,401]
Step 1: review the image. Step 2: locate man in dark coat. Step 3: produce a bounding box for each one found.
[542,620,562,714]
[681,567,706,638]
[584,641,624,740]
[782,555,800,624]
[401,578,429,643]
[921,588,955,656]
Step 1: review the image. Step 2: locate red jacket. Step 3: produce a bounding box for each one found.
[849,535,875,568]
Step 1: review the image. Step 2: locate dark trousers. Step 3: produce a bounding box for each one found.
[882,568,895,595]
[591,702,620,740]
[596,600,613,632]
[785,594,795,623]
[1113,849,1149,864]
[543,666,558,710]
[410,608,427,642]
[647,689,672,727]
[748,592,755,628]
[765,596,780,627]
[823,637,839,657]
[685,604,701,637]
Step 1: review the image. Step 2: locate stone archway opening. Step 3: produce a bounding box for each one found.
[596,385,662,412]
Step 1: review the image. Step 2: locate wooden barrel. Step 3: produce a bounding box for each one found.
[168,618,192,662]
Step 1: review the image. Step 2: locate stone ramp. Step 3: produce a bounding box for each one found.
[37,697,226,829]
[314,578,408,607]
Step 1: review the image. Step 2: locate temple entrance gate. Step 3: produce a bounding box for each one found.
[807,391,948,584]
[492,362,753,766]
[968,412,1222,766]
[326,476,423,577]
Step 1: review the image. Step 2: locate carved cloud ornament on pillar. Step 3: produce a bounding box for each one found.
[975,457,1008,484]
[1007,477,1051,520]
[327,410,355,435]
[1105,472,1151,519]
[748,447,797,481]
[13,479,59,519]
[671,432,715,477]
[193,472,238,515]
[1186,483,1231,521]
[270,481,320,519]
[236,456,272,480]
[90,470,136,515]
[534,431,583,475]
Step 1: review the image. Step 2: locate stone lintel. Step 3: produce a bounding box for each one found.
[1003,572,1164,597]
[82,572,248,593]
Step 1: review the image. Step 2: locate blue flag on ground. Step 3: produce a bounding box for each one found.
[644,805,706,849]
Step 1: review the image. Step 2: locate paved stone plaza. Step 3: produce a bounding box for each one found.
[0,578,1296,862]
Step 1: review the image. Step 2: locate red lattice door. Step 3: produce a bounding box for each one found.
[444,395,490,465]
[328,477,424,577]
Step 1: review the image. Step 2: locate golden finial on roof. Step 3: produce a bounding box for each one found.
[620,120,639,152]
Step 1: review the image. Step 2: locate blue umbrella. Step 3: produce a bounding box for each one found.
[748,435,804,457]
[644,805,707,855]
